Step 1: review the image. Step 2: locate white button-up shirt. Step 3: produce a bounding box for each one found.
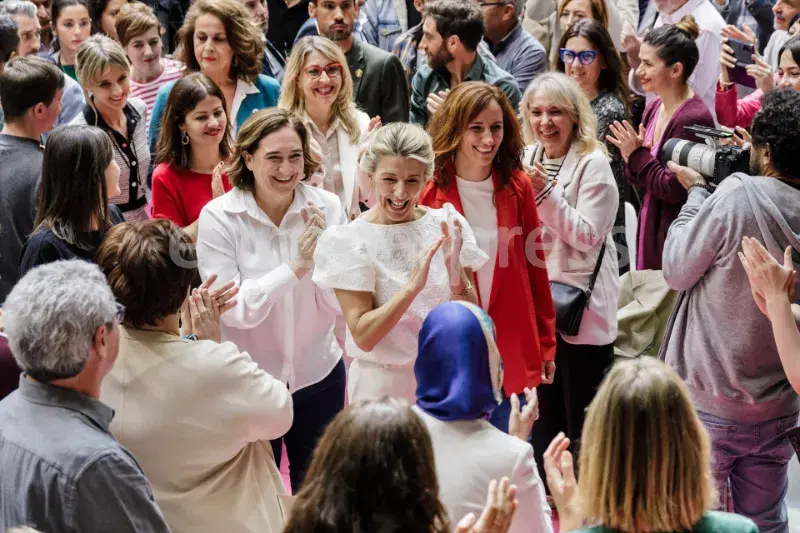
[632,0,725,122]
[196,184,346,392]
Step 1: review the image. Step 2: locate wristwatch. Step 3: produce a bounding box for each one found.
[451,279,475,297]
[687,182,712,193]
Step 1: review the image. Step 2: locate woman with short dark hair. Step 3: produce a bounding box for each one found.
[96,218,293,533]
[152,72,233,239]
[196,107,347,492]
[19,124,123,275]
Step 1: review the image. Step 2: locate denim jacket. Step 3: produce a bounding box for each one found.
[361,0,408,52]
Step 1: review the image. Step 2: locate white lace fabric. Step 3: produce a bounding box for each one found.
[313,203,489,365]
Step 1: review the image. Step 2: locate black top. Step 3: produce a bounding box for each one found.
[406,0,421,29]
[18,205,124,277]
[266,0,311,58]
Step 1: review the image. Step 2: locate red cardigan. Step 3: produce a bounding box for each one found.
[419,167,557,394]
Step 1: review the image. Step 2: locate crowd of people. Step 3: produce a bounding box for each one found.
[0,0,798,530]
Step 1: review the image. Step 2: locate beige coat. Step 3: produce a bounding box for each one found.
[100,327,293,533]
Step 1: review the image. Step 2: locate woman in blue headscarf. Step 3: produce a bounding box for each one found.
[413,301,554,533]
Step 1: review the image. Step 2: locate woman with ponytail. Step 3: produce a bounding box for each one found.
[607,16,714,271]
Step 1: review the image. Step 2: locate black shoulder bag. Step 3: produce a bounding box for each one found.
[549,243,606,336]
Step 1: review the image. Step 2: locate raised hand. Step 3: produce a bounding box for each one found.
[406,238,444,297]
[543,433,581,532]
[211,162,227,199]
[739,237,796,317]
[454,478,518,533]
[524,161,550,193]
[441,219,464,288]
[426,90,450,118]
[509,388,539,442]
[607,120,647,162]
[745,55,775,93]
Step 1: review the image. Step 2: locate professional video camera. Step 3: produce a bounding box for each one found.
[660,125,750,186]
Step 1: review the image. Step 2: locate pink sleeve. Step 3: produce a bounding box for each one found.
[716,82,763,129]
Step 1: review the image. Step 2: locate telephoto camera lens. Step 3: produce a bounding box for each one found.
[661,139,717,178]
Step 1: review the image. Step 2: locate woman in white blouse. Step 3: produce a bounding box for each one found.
[279,36,378,222]
[313,123,488,404]
[519,72,619,484]
[196,108,345,492]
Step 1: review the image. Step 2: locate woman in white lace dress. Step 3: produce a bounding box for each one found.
[313,123,489,403]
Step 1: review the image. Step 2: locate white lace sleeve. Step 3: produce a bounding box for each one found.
[443,203,490,271]
[313,225,376,292]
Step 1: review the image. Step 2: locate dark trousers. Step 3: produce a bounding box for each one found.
[530,335,614,488]
[271,358,346,491]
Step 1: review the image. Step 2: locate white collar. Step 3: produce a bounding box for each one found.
[661,0,705,24]
[221,184,324,227]
[230,79,261,129]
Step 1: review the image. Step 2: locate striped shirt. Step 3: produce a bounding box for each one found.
[130,59,185,134]
[542,156,565,180]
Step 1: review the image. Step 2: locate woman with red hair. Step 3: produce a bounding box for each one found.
[419,81,557,434]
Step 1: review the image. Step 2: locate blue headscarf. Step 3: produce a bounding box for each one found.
[415,301,504,421]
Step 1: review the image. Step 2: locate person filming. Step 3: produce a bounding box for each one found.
[661,88,800,533]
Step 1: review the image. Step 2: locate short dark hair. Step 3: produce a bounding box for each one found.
[96,219,198,329]
[35,125,115,249]
[642,15,699,83]
[155,72,233,169]
[751,88,800,179]
[0,15,19,64]
[423,0,484,52]
[0,56,65,121]
[229,108,321,192]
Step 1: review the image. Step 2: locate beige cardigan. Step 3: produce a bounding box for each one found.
[100,327,293,533]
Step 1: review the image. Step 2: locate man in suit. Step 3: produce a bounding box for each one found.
[311,0,410,123]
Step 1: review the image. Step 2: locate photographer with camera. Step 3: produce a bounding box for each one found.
[660,88,800,533]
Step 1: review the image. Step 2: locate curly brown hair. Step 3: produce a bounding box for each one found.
[283,399,452,533]
[174,0,263,84]
[228,108,321,192]
[96,219,197,329]
[428,81,523,190]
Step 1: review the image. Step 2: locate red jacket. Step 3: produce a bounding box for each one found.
[419,168,557,394]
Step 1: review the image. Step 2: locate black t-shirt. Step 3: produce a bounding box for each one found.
[407,0,421,29]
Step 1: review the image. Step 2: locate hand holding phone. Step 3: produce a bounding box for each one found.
[726,38,757,89]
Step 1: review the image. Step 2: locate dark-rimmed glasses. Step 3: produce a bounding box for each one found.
[304,63,344,79]
[559,48,597,65]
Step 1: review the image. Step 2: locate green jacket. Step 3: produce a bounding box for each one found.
[410,52,521,125]
[574,512,758,533]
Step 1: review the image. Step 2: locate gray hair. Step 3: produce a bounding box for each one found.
[3,260,117,382]
[360,122,435,179]
[0,1,37,19]
[507,0,524,18]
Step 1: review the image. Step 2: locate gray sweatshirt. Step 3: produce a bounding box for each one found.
[660,174,800,423]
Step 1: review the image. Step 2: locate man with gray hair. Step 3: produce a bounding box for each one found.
[0,0,84,127]
[0,260,171,533]
[478,0,546,93]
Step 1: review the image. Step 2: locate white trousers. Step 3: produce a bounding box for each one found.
[348,358,417,405]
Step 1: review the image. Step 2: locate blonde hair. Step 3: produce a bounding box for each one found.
[9,528,44,533]
[278,36,360,144]
[75,34,130,104]
[360,122,435,179]
[520,72,603,156]
[579,357,717,533]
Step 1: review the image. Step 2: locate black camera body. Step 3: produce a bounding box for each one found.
[660,125,750,185]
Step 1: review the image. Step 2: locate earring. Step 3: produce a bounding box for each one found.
[181,131,189,145]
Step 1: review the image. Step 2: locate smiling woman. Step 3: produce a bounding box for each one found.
[196,107,348,493]
[312,122,489,404]
[71,33,151,222]
[419,81,557,435]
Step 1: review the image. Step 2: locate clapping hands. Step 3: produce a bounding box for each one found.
[292,201,327,274]
[454,478,518,533]
[179,273,239,342]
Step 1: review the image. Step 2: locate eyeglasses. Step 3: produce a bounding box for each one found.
[114,302,126,323]
[303,63,344,79]
[478,1,506,6]
[559,48,597,65]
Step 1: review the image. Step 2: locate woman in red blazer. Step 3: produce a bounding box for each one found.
[419,81,557,434]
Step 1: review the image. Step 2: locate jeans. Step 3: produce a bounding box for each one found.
[698,410,799,533]
[271,359,346,492]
